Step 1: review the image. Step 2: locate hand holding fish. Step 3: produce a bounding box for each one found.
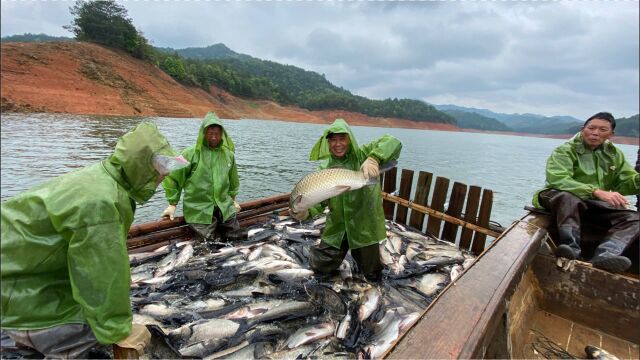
[360,157,380,180]
[161,204,177,220]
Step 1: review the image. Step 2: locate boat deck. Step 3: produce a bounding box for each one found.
[521,310,639,359]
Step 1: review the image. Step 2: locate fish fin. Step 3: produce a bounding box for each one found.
[365,177,378,186]
[379,160,398,173]
[292,194,303,208]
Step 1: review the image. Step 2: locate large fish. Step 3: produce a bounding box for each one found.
[289,161,397,214]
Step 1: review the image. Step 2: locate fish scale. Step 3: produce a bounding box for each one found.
[289,168,373,213]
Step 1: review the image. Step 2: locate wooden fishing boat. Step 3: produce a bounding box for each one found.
[123,166,639,359]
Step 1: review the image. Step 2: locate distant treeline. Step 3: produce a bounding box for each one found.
[54,0,456,125]
[1,33,74,43]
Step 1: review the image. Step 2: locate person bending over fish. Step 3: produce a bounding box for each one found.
[1,123,188,358]
[161,112,248,242]
[533,112,639,273]
[289,118,402,282]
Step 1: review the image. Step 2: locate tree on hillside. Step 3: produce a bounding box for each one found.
[64,0,151,59]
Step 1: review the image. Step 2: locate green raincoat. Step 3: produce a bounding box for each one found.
[309,119,402,249]
[532,132,640,208]
[1,122,176,344]
[163,113,240,224]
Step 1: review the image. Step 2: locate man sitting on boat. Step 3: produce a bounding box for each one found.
[161,112,248,242]
[290,118,402,282]
[1,123,187,357]
[533,112,639,273]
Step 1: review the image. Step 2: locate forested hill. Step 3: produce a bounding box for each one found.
[157,43,252,61]
[435,104,639,137]
[440,109,512,131]
[1,33,74,43]
[157,45,455,125]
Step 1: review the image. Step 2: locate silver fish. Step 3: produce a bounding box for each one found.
[169,318,242,344]
[268,268,315,283]
[289,167,379,214]
[284,322,336,349]
[335,313,352,339]
[585,345,620,360]
[358,287,382,321]
[415,273,448,297]
[179,338,228,358]
[360,309,419,359]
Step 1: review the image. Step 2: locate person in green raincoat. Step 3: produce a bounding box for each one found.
[290,119,402,282]
[1,122,187,358]
[161,112,247,242]
[533,112,639,273]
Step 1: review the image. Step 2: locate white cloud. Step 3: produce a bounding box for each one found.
[1,1,638,119]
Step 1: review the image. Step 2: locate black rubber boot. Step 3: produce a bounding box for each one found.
[555,226,582,259]
[591,238,633,273]
[224,228,248,242]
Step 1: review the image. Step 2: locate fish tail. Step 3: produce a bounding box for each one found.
[379,160,398,173]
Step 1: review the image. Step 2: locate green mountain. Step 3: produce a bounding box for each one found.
[156,43,251,61]
[565,114,639,137]
[1,33,74,43]
[441,109,512,131]
[158,45,455,125]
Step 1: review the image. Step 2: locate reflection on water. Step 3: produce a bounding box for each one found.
[1,113,637,227]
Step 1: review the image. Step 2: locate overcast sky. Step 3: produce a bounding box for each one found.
[2,1,638,119]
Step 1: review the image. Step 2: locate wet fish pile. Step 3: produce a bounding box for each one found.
[129,215,476,359]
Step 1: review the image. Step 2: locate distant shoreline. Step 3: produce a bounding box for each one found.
[1,42,637,147]
[3,109,638,147]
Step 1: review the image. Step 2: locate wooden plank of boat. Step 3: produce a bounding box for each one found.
[386,212,550,359]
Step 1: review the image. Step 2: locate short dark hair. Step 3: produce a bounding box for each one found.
[207,124,223,131]
[584,112,616,130]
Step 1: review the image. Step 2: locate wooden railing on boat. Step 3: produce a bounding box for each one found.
[380,167,501,255]
[126,167,503,255]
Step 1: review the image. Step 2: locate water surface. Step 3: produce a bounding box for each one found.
[1,113,637,227]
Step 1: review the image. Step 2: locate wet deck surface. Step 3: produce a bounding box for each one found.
[522,310,640,359]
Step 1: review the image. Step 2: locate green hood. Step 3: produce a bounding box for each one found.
[196,112,235,154]
[104,122,177,204]
[310,119,359,163]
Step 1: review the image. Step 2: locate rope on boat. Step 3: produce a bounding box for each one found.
[526,329,579,359]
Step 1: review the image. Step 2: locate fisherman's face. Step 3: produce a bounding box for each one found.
[205,125,223,149]
[328,133,350,158]
[582,119,613,150]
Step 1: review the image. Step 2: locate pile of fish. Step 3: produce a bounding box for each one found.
[128,215,476,359]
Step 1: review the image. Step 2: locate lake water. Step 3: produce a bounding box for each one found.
[1,113,638,228]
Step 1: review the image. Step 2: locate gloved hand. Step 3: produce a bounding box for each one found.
[360,157,380,180]
[234,201,241,213]
[290,208,309,222]
[556,257,576,272]
[161,204,176,220]
[115,324,151,356]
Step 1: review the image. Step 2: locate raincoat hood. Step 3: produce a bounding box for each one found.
[196,112,235,153]
[104,122,177,204]
[310,119,359,162]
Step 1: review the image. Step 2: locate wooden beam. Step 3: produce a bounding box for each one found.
[382,167,398,219]
[381,192,501,238]
[425,177,450,237]
[459,185,482,251]
[472,189,494,254]
[394,169,414,225]
[408,171,433,231]
[441,182,468,243]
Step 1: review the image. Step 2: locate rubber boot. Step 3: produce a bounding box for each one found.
[591,238,633,273]
[224,228,248,242]
[555,226,582,260]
